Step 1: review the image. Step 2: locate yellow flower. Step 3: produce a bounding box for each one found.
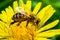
[0,0,60,40]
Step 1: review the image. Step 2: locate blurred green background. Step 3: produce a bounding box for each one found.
[0,0,60,40]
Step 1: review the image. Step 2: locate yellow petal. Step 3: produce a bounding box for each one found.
[37,5,55,27]
[13,1,18,13]
[32,2,42,15]
[37,29,60,38]
[0,11,7,22]
[0,6,14,23]
[36,5,51,19]
[0,21,9,37]
[35,37,49,40]
[8,6,14,17]
[5,7,13,23]
[37,20,59,33]
[19,0,25,9]
[24,6,31,15]
[26,0,31,10]
[24,0,32,15]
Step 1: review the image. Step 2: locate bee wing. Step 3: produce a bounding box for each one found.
[16,7,25,13]
[16,7,30,18]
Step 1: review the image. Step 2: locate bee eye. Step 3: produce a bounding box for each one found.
[30,15,36,20]
[31,16,36,20]
[32,16,36,19]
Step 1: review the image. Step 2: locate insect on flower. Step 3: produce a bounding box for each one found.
[11,7,40,26]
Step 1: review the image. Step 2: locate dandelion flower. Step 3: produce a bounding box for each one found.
[0,0,60,40]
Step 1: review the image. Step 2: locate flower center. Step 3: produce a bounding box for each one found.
[9,21,37,40]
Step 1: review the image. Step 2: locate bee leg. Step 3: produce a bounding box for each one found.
[35,19,40,26]
[26,20,29,27]
[9,21,17,27]
[17,21,21,26]
[10,21,17,25]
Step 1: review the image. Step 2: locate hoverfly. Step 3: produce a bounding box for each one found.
[11,7,40,26]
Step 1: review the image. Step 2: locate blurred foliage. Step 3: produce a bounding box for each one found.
[0,0,60,40]
[51,34,60,40]
[0,0,15,12]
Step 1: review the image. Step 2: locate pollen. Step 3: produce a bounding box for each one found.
[8,21,36,40]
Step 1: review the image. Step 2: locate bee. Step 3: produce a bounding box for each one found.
[11,7,40,26]
[11,7,29,25]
